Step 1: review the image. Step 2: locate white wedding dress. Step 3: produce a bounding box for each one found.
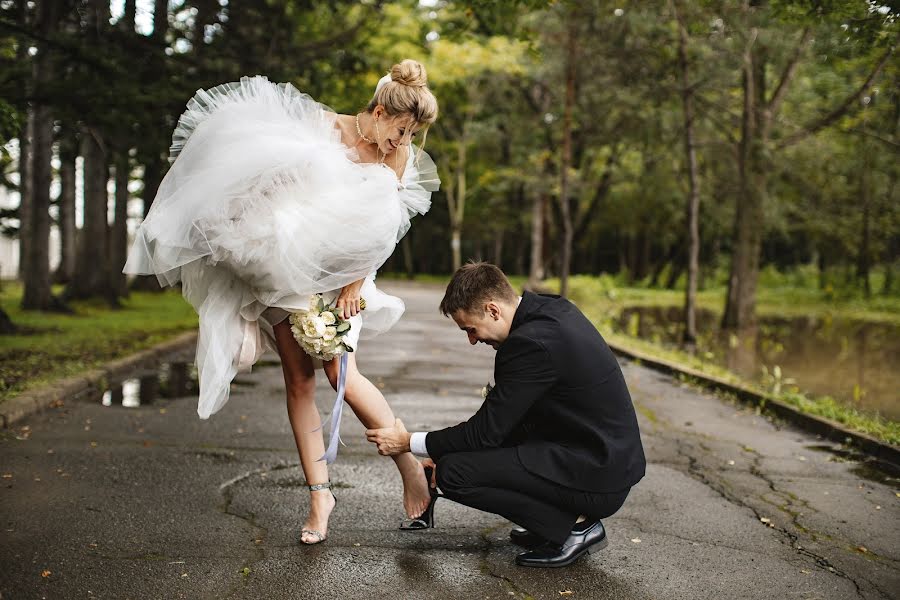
[124,76,440,418]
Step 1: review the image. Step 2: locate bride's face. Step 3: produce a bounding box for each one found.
[374,109,420,155]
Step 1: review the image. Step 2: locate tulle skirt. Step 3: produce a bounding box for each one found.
[124,76,439,418]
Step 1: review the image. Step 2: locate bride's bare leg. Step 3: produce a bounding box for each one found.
[274,320,336,543]
[323,353,431,519]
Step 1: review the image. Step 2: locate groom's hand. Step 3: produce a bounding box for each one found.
[365,418,411,456]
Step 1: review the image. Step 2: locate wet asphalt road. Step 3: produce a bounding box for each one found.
[1,281,898,600]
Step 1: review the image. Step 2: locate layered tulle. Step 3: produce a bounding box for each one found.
[124,76,439,418]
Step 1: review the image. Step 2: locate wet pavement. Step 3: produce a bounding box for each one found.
[1,281,898,600]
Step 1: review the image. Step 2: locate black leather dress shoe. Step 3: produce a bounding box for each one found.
[509,526,546,549]
[514,520,608,568]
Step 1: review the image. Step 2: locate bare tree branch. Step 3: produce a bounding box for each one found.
[777,41,895,149]
[765,27,812,125]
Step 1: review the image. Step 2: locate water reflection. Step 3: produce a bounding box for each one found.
[616,306,900,420]
[101,361,199,408]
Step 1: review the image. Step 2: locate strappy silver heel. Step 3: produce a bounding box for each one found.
[300,481,336,545]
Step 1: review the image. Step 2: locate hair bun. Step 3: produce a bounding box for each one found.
[391,59,428,88]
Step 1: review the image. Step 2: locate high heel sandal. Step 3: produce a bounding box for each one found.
[399,466,442,530]
[300,481,336,545]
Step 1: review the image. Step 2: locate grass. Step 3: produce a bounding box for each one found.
[0,282,197,404]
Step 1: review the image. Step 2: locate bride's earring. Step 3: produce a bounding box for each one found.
[374,119,384,163]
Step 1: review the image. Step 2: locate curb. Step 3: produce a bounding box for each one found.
[609,342,900,468]
[0,331,198,428]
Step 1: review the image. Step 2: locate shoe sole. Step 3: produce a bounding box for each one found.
[515,537,609,568]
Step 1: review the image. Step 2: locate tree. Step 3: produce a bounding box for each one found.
[672,0,702,345]
[21,0,60,310]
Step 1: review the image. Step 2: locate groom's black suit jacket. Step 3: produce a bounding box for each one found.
[426,291,645,494]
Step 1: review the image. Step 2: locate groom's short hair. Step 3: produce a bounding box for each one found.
[440,261,518,316]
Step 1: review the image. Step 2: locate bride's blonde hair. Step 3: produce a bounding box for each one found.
[367,59,438,125]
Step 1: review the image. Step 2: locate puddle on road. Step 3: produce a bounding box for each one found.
[101,361,199,408]
[804,444,900,485]
[99,352,281,409]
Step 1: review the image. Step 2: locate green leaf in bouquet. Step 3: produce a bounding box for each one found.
[336,322,351,333]
[317,297,325,313]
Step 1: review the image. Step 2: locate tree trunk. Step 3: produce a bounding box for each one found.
[445,136,467,273]
[130,158,165,291]
[401,234,414,279]
[493,229,504,268]
[723,33,765,331]
[527,192,546,288]
[123,0,136,31]
[111,153,130,298]
[54,131,77,284]
[0,307,16,334]
[15,0,31,281]
[674,0,702,346]
[22,0,59,310]
[857,167,871,298]
[67,131,115,303]
[557,23,577,298]
[17,114,32,282]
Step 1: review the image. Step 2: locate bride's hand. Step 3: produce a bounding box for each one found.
[336,279,365,319]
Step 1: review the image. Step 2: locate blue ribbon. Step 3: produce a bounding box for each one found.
[318,352,349,464]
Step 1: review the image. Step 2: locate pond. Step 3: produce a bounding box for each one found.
[615,306,900,422]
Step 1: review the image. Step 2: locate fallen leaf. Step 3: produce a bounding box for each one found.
[875,505,881,510]
[630,538,641,543]
[159,408,167,414]
[181,573,188,578]
[89,442,98,448]
[797,456,807,461]
[800,569,811,574]
[41,570,51,578]
[857,546,868,553]
[559,591,574,596]
[240,567,250,577]
[2,474,12,479]
[727,460,735,466]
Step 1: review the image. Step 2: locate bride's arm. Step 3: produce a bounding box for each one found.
[389,145,409,181]
[335,278,366,319]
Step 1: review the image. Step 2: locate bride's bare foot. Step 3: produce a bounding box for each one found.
[398,458,431,518]
[300,487,336,544]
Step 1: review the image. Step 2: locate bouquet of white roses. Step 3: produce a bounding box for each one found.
[289,294,362,361]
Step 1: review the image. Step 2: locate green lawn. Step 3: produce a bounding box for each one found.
[0,283,197,403]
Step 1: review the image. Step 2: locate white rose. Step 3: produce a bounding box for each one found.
[313,316,328,337]
[322,327,336,341]
[322,311,336,326]
[301,316,318,338]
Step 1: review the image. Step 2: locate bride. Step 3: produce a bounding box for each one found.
[124,59,439,544]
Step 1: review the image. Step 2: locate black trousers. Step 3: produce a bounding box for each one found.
[435,447,630,546]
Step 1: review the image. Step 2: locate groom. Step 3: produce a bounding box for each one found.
[366,262,645,568]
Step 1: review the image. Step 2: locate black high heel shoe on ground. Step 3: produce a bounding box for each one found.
[399,466,441,530]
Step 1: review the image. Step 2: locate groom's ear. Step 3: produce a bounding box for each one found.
[486,301,501,321]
